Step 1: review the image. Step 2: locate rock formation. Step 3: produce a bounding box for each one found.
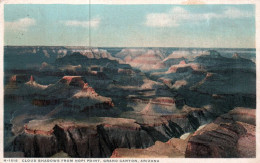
[111,136,191,158]
[65,83,114,111]
[185,107,256,158]
[12,118,154,157]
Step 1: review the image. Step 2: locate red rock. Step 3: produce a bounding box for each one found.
[24,124,54,136]
[118,68,134,75]
[151,97,175,105]
[9,74,29,83]
[185,108,256,158]
[30,75,34,82]
[111,137,190,158]
[205,72,213,79]
[10,75,17,82]
[179,60,186,65]
[60,76,85,88]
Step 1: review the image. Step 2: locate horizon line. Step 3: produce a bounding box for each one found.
[3,45,256,49]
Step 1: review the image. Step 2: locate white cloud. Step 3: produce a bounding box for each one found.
[146,13,178,27]
[145,6,253,27]
[224,7,253,18]
[62,17,100,28]
[5,18,36,31]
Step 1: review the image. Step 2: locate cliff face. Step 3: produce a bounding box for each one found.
[11,118,155,158]
[53,123,154,158]
[9,84,254,158]
[109,108,255,158]
[12,133,58,157]
[53,124,106,157]
[185,108,256,158]
[11,106,212,158]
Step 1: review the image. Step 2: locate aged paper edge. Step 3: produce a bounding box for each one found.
[0,0,259,162]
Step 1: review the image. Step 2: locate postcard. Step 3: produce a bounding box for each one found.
[0,0,259,162]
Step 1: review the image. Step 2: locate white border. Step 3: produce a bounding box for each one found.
[0,0,259,163]
[0,0,257,4]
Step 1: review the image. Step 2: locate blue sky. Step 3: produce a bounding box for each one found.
[4,4,255,48]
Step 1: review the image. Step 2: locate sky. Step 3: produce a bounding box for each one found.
[4,4,255,48]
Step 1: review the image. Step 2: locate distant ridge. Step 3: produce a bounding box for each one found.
[4,45,256,50]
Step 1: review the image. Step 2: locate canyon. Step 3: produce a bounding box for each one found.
[4,46,256,158]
